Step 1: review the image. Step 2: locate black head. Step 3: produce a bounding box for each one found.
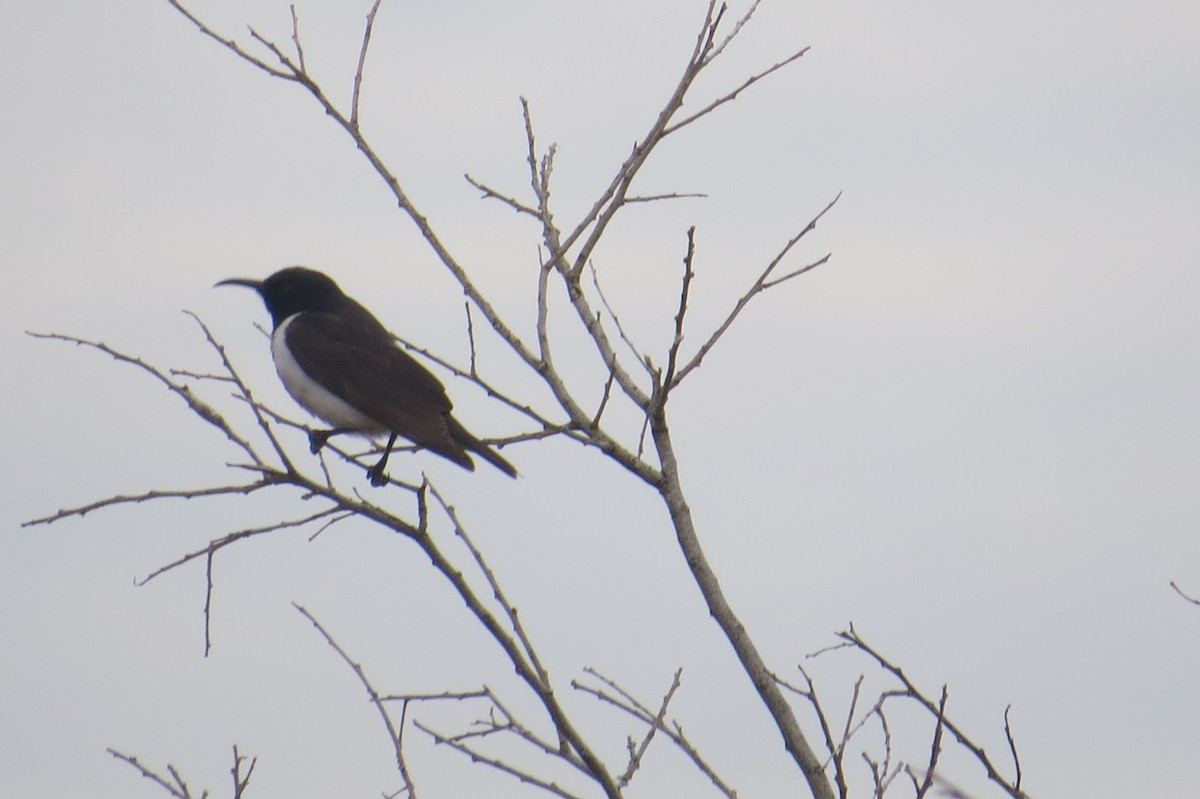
[217,266,348,328]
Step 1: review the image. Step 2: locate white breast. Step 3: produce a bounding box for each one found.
[271,315,384,433]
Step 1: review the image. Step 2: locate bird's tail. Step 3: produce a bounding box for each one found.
[447,418,518,478]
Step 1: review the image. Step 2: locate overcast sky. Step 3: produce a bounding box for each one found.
[3,1,1199,798]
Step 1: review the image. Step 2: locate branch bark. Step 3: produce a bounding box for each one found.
[653,420,836,799]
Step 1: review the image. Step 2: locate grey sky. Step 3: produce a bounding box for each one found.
[3,1,1199,797]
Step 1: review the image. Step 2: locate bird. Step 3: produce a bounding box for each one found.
[216,266,517,485]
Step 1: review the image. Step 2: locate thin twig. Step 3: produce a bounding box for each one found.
[1170,580,1200,606]
[658,227,697,405]
[573,668,737,799]
[587,261,655,382]
[164,0,295,79]
[425,483,551,689]
[464,301,478,377]
[107,749,193,799]
[22,482,275,528]
[670,194,839,388]
[382,688,490,702]
[625,191,707,204]
[392,333,570,440]
[414,719,584,799]
[204,547,216,657]
[465,173,541,217]
[230,745,257,799]
[288,4,306,73]
[663,46,811,136]
[913,687,948,798]
[350,0,384,129]
[1004,704,1023,793]
[294,604,418,797]
[707,0,760,62]
[26,328,259,464]
[591,372,615,429]
[139,506,347,586]
[185,310,293,471]
[838,626,1029,799]
[617,668,682,787]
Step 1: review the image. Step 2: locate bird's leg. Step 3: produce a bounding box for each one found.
[308,427,348,454]
[368,433,398,487]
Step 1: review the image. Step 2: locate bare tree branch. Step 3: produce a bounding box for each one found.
[836,626,1031,799]
[22,482,272,528]
[574,668,737,799]
[138,507,349,586]
[617,669,681,787]
[414,717,586,799]
[775,668,852,799]
[465,173,541,217]
[425,482,552,690]
[25,329,259,463]
[669,193,840,389]
[651,422,834,799]
[294,604,418,798]
[164,0,293,78]
[587,261,656,384]
[183,310,296,473]
[663,46,811,136]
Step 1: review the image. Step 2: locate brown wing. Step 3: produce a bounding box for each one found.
[284,311,474,469]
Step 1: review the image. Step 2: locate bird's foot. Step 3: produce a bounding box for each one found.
[367,460,389,487]
[367,439,395,487]
[308,429,335,454]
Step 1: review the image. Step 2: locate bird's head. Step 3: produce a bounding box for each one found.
[216,266,346,328]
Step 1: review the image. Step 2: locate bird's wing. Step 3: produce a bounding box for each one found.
[284,312,471,464]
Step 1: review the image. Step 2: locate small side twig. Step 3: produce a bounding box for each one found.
[587,261,654,382]
[107,749,198,799]
[464,173,541,217]
[670,194,839,389]
[288,4,305,72]
[1170,580,1200,606]
[616,668,682,787]
[22,482,275,528]
[1004,704,1023,793]
[230,745,257,799]
[912,686,948,798]
[658,226,697,406]
[350,0,384,129]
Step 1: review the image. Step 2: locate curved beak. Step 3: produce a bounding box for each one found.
[215,277,264,292]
